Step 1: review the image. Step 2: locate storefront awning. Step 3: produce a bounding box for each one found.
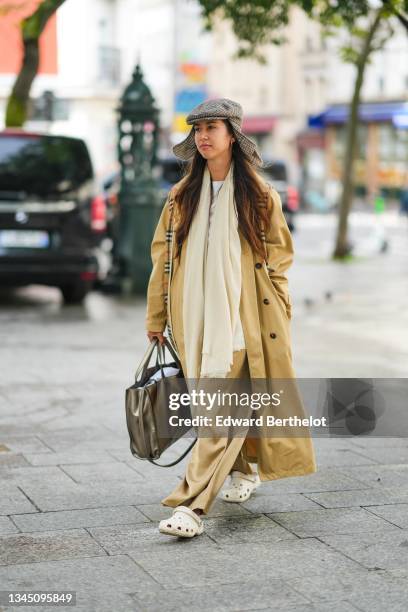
[308,101,408,129]
[296,129,325,149]
[242,116,276,134]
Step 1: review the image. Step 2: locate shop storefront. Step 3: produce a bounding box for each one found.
[308,101,408,204]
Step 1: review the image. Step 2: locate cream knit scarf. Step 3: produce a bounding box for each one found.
[183,160,245,379]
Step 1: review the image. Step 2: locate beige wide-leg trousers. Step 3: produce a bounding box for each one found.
[161,349,256,515]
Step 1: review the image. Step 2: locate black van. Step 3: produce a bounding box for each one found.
[0,130,107,303]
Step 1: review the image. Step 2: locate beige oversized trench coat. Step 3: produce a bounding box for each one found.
[145,177,317,481]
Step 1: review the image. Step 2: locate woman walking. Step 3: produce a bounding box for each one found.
[146,98,317,538]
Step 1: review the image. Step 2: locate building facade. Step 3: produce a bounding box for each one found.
[0,0,406,198]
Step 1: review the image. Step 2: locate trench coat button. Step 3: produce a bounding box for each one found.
[270,332,277,339]
[263,298,270,305]
[255,262,262,269]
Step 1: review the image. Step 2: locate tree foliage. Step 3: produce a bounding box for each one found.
[197,0,407,258]
[198,0,407,62]
[200,0,293,61]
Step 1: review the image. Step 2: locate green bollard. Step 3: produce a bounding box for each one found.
[118,179,163,294]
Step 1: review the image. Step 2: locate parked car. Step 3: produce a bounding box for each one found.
[156,156,186,198]
[261,160,299,232]
[0,129,108,303]
[100,170,121,260]
[101,157,186,207]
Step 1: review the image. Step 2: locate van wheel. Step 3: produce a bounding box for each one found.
[60,280,92,304]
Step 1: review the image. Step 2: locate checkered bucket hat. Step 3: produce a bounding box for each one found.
[173,98,263,167]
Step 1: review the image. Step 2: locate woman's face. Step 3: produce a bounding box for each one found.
[193,119,235,161]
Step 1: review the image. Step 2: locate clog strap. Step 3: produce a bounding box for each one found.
[230,470,258,483]
[173,505,203,527]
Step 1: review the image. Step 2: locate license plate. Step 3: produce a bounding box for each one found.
[0,230,50,248]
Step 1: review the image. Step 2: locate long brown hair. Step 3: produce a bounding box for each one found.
[173,120,270,260]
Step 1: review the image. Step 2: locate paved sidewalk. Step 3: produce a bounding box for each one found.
[0,212,407,612]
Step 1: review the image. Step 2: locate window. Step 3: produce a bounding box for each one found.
[29,94,70,121]
[333,126,346,160]
[0,135,93,198]
[379,124,408,162]
[98,45,121,86]
[333,124,368,160]
[356,124,368,160]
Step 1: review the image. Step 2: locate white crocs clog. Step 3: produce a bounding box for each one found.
[159,505,204,538]
[220,470,261,503]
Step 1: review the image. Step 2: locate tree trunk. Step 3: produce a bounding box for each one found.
[5,0,66,127]
[333,10,382,259]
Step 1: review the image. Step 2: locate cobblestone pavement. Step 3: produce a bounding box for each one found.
[0,211,407,611]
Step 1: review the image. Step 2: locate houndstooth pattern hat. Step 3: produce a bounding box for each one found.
[173,98,263,167]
